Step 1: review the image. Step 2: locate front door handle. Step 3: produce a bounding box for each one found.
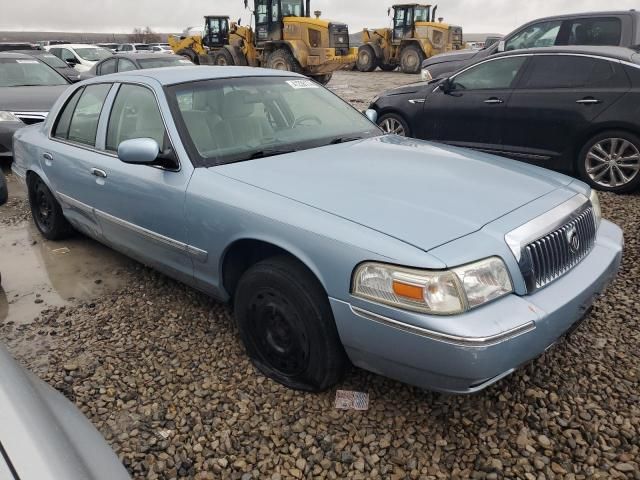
[91,168,107,179]
[43,152,53,161]
[576,98,602,105]
[484,98,504,104]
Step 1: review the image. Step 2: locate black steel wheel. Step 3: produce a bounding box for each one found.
[234,255,348,391]
[28,176,72,240]
[577,130,640,193]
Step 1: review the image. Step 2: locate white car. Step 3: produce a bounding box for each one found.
[116,43,152,54]
[45,44,113,73]
[150,45,174,54]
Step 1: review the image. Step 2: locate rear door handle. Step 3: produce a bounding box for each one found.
[91,168,107,179]
[576,98,602,105]
[484,98,504,104]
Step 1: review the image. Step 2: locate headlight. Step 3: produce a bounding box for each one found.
[352,257,513,315]
[590,189,602,229]
[0,111,21,122]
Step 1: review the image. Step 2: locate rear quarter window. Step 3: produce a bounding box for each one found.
[520,55,628,89]
[564,17,622,46]
[59,84,112,146]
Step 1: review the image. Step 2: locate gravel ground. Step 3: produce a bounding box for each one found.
[1,71,639,480]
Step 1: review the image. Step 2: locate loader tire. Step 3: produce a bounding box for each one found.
[214,49,235,66]
[267,48,303,73]
[357,45,378,72]
[400,44,425,74]
[310,74,332,86]
[380,63,397,72]
[177,49,199,65]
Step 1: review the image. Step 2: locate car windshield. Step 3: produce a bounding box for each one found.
[138,57,193,69]
[74,48,112,61]
[0,58,68,86]
[168,76,381,166]
[38,53,69,68]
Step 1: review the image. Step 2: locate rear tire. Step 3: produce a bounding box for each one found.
[234,255,348,392]
[400,44,425,74]
[213,49,235,66]
[266,48,303,73]
[577,130,640,193]
[357,45,378,72]
[311,73,332,86]
[28,176,73,240]
[378,113,410,137]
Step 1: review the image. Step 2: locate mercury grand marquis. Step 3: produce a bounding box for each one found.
[12,66,623,393]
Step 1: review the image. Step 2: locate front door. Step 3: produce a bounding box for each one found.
[418,55,529,153]
[503,54,630,168]
[85,83,195,283]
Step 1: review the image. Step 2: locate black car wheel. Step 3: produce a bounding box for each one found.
[214,49,234,66]
[28,176,72,240]
[578,131,640,193]
[400,45,425,74]
[234,255,348,392]
[357,45,378,72]
[378,113,410,137]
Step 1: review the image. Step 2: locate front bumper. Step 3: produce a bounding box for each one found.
[306,47,358,74]
[331,220,623,394]
[0,121,23,158]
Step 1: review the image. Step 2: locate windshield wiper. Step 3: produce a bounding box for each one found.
[247,148,297,160]
[328,136,362,145]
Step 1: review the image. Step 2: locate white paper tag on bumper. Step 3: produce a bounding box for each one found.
[335,390,369,410]
[286,79,319,89]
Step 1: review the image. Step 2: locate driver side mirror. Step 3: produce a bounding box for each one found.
[118,138,160,165]
[440,78,454,94]
[65,57,79,66]
[497,40,505,52]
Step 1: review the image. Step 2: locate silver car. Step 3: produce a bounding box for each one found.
[12,66,623,394]
[0,344,130,480]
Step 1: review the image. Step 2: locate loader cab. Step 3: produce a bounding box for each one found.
[204,16,230,48]
[391,4,432,41]
[252,0,306,45]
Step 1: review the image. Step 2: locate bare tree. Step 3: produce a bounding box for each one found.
[128,26,161,44]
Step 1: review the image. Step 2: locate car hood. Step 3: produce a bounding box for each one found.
[381,82,430,96]
[423,49,480,66]
[0,85,68,111]
[215,136,573,252]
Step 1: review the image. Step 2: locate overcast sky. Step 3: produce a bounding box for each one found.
[1,0,637,34]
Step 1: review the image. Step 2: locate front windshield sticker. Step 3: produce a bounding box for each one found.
[286,79,320,89]
[16,60,39,64]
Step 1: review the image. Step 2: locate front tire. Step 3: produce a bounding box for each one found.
[234,255,348,392]
[577,130,640,193]
[177,49,199,65]
[310,73,332,86]
[28,176,72,240]
[378,113,410,137]
[357,45,378,72]
[266,48,303,73]
[400,44,425,74]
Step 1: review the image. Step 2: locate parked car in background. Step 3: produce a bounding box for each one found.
[372,46,640,193]
[116,43,152,54]
[0,42,37,52]
[84,53,192,77]
[421,10,640,81]
[45,44,112,73]
[10,50,81,82]
[150,45,175,54]
[96,43,119,53]
[0,169,5,285]
[12,67,622,394]
[0,52,69,158]
[0,344,130,480]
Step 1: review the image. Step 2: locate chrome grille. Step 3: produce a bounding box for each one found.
[524,207,596,290]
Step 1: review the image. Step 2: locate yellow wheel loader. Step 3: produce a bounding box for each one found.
[168,0,358,85]
[357,4,464,74]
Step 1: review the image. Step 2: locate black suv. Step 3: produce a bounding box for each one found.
[421,10,640,80]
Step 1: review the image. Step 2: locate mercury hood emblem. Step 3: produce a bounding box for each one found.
[567,226,580,253]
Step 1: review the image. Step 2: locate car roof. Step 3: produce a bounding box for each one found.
[520,9,640,23]
[114,53,176,60]
[494,45,640,64]
[52,44,103,49]
[86,65,305,85]
[0,51,43,60]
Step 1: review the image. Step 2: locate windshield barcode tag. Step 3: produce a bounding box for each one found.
[286,79,319,89]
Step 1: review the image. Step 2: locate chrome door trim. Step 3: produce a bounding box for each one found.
[350,306,536,347]
[408,99,425,104]
[57,192,208,262]
[505,194,590,262]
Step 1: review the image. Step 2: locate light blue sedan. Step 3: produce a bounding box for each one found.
[12,66,623,393]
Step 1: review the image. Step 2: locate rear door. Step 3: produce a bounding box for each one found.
[418,55,529,153]
[502,54,630,169]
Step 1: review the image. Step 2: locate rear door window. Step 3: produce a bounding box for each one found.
[564,17,622,46]
[66,84,112,146]
[505,20,562,50]
[452,56,528,90]
[519,55,628,89]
